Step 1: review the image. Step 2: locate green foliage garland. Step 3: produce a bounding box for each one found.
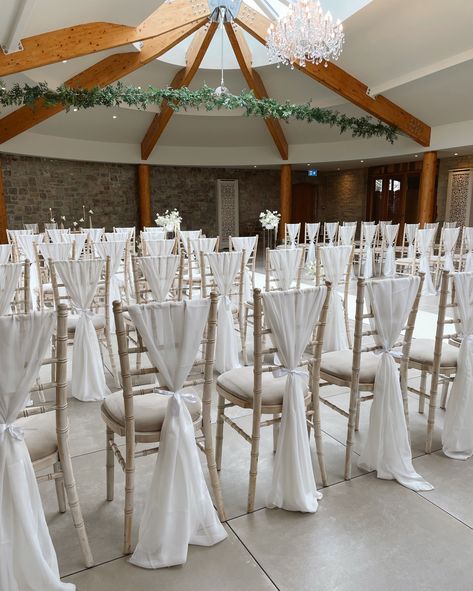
[0,81,398,142]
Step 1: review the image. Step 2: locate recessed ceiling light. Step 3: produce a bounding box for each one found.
[253,165,257,168]
[62,60,68,63]
[73,108,78,112]
[360,160,364,163]
[112,115,118,119]
[454,152,459,156]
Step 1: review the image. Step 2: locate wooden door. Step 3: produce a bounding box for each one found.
[292,183,318,236]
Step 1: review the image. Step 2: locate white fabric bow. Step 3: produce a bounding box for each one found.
[0,422,24,442]
[272,367,308,380]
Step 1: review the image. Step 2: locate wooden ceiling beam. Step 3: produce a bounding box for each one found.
[236,2,431,147]
[141,22,218,160]
[0,19,207,144]
[225,22,288,160]
[0,0,209,76]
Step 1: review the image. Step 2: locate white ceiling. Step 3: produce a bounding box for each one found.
[1,0,473,166]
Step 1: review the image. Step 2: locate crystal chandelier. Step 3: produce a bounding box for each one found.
[266,0,345,68]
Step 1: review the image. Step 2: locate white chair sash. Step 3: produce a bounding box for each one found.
[191,237,218,254]
[24,223,39,233]
[358,276,433,491]
[84,228,104,243]
[0,263,22,315]
[70,234,87,260]
[113,227,135,240]
[319,246,351,352]
[95,241,126,331]
[0,244,12,264]
[263,287,327,512]
[54,260,110,402]
[325,222,338,246]
[339,224,356,246]
[143,239,175,257]
[442,272,473,459]
[382,223,400,277]
[39,242,73,262]
[142,229,166,240]
[442,227,460,272]
[47,229,70,243]
[0,311,74,591]
[179,231,201,255]
[417,228,436,295]
[128,300,227,569]
[464,227,473,272]
[305,223,320,263]
[231,236,257,301]
[362,224,377,279]
[138,255,179,302]
[286,223,300,248]
[207,252,242,374]
[16,233,44,299]
[269,248,302,290]
[44,223,58,230]
[405,223,419,260]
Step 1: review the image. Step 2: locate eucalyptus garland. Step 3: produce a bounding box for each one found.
[0,81,398,143]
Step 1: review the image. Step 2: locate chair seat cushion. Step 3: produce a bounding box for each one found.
[321,350,379,384]
[102,389,202,433]
[16,411,58,463]
[68,313,105,331]
[409,338,458,367]
[217,366,308,406]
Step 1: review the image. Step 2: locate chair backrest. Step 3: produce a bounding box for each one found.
[0,261,30,315]
[284,223,301,247]
[265,247,305,292]
[132,254,184,303]
[323,222,339,245]
[229,235,258,294]
[35,242,73,309]
[459,226,473,271]
[141,238,177,257]
[201,251,244,306]
[24,223,39,233]
[47,228,70,243]
[141,228,166,241]
[0,244,12,264]
[338,223,357,246]
[179,230,202,255]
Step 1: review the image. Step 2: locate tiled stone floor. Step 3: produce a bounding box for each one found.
[35,280,473,591]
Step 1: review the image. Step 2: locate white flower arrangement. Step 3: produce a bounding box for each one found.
[259,210,281,229]
[155,208,182,231]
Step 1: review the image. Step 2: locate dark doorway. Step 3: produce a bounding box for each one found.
[292,183,318,237]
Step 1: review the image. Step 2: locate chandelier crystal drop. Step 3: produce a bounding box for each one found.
[266,0,345,68]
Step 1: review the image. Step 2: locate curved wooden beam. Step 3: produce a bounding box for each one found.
[236,2,431,147]
[0,19,207,144]
[0,0,209,76]
[225,22,288,160]
[141,22,218,160]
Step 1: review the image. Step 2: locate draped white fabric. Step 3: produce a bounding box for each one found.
[319,246,351,352]
[0,244,12,264]
[263,287,327,512]
[16,233,44,299]
[39,242,73,262]
[0,311,74,591]
[417,228,437,295]
[325,222,338,245]
[179,231,201,254]
[24,223,39,233]
[84,228,104,243]
[142,229,165,240]
[55,260,110,402]
[442,272,473,459]
[269,248,302,290]
[95,240,126,331]
[305,223,320,263]
[44,223,58,230]
[405,223,419,260]
[442,227,460,272]
[231,236,257,301]
[144,239,175,257]
[207,252,241,374]
[191,238,218,254]
[70,234,87,260]
[339,224,356,246]
[382,223,400,278]
[358,276,433,491]
[286,223,300,247]
[113,227,135,240]
[128,299,227,569]
[361,224,377,279]
[0,263,22,315]
[138,255,179,302]
[47,229,70,243]
[464,227,473,272]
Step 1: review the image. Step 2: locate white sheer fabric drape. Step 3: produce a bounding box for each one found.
[207,252,241,374]
[339,224,356,246]
[319,246,351,352]
[191,237,218,254]
[305,223,320,263]
[0,311,75,591]
[417,228,436,295]
[39,242,73,262]
[358,276,433,491]
[95,240,126,331]
[179,231,201,255]
[382,223,400,277]
[361,224,377,278]
[286,223,300,247]
[47,229,70,243]
[263,287,327,512]
[442,227,460,272]
[142,229,165,240]
[144,239,175,257]
[0,263,22,315]
[16,233,44,299]
[269,248,302,290]
[463,228,473,272]
[24,223,39,233]
[231,236,257,301]
[405,223,419,260]
[442,272,473,459]
[55,260,110,402]
[325,222,338,245]
[128,300,227,568]
[69,234,87,260]
[85,228,104,243]
[138,255,179,302]
[0,244,12,264]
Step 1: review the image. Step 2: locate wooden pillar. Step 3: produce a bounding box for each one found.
[137,164,152,230]
[0,165,7,244]
[417,151,437,227]
[279,164,292,240]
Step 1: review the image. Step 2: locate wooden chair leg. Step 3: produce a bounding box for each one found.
[242,305,249,366]
[418,370,427,414]
[354,398,361,432]
[104,328,120,388]
[123,461,135,555]
[426,373,439,454]
[54,461,67,513]
[202,426,226,522]
[440,377,449,410]
[247,409,262,513]
[272,414,280,453]
[311,393,328,488]
[344,385,358,481]
[106,427,115,501]
[215,394,225,471]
